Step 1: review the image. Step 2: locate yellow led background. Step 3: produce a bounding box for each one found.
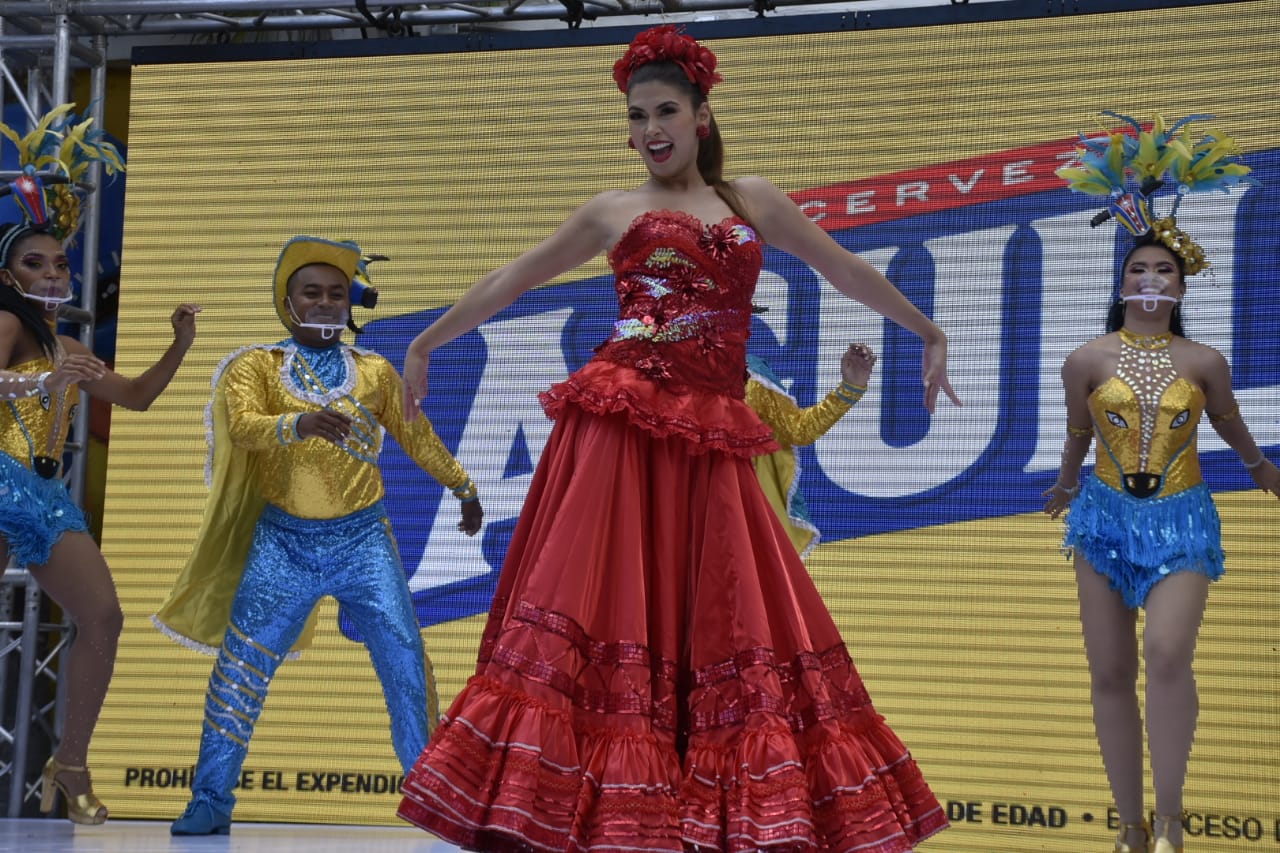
[93,4,1279,849]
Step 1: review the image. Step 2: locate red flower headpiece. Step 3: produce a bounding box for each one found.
[612,25,723,96]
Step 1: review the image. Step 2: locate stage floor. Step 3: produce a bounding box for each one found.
[0,818,465,852]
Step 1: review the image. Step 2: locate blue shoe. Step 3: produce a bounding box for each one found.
[170,798,232,835]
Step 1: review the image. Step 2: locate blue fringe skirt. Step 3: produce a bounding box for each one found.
[0,451,89,568]
[1063,476,1224,609]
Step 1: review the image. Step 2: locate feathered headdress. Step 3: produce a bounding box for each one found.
[1,103,124,243]
[1055,111,1259,275]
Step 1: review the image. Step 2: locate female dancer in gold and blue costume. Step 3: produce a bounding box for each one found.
[1,106,198,824]
[1046,113,1279,853]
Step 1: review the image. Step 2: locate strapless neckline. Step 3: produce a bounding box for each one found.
[607,209,748,264]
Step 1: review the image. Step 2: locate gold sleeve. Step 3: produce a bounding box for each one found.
[223,350,298,451]
[745,379,852,448]
[371,357,469,492]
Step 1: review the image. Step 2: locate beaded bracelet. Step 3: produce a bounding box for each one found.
[1067,424,1093,438]
[452,477,479,502]
[834,381,866,405]
[1052,481,1081,498]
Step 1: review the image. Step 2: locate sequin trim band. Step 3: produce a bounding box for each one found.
[451,477,479,502]
[607,308,746,345]
[275,412,303,445]
[834,382,866,405]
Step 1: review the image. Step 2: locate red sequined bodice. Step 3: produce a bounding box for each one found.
[596,209,762,394]
[540,209,777,458]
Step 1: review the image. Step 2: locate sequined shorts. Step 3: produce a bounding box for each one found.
[1063,477,1224,609]
[0,451,89,567]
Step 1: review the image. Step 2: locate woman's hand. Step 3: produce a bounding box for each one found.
[922,332,961,413]
[45,352,107,393]
[1041,481,1079,519]
[1249,458,1280,500]
[402,340,430,422]
[170,303,201,350]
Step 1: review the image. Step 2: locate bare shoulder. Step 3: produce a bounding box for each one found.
[1171,335,1226,365]
[728,175,787,214]
[728,175,780,196]
[57,333,90,355]
[575,189,649,245]
[1170,336,1229,383]
[0,310,21,336]
[1062,335,1113,381]
[1065,334,1112,364]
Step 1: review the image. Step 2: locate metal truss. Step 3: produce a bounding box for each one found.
[0,7,108,818]
[0,0,858,35]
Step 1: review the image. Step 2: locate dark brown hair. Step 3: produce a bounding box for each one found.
[0,223,61,359]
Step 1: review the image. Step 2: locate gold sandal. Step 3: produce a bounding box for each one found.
[1113,818,1150,853]
[40,756,108,825]
[1152,812,1186,853]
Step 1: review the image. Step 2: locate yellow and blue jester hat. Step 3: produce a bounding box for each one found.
[0,103,124,244]
[1055,111,1259,275]
[272,235,382,331]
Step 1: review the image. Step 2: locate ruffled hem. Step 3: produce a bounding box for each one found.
[1063,477,1224,609]
[398,676,945,853]
[539,360,778,460]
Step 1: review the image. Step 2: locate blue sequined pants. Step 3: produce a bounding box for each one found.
[188,502,432,814]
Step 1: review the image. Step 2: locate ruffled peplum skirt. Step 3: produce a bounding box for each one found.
[398,362,947,851]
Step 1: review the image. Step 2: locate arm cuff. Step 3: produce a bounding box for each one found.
[276,413,303,445]
[451,477,479,502]
[834,381,866,405]
[1207,403,1240,423]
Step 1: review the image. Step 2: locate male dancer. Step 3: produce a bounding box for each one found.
[156,236,482,835]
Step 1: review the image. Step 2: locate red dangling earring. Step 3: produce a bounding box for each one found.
[627,138,636,149]
[696,124,710,139]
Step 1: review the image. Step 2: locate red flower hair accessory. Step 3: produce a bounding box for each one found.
[612,25,723,96]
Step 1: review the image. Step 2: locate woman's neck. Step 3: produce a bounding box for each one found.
[1119,312,1172,338]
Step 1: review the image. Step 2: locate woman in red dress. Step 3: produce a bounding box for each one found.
[397,26,959,852]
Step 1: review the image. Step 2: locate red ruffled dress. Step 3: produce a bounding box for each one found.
[398,210,947,852]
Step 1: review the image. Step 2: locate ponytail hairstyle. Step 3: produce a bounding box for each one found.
[0,222,60,360]
[1106,234,1188,337]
